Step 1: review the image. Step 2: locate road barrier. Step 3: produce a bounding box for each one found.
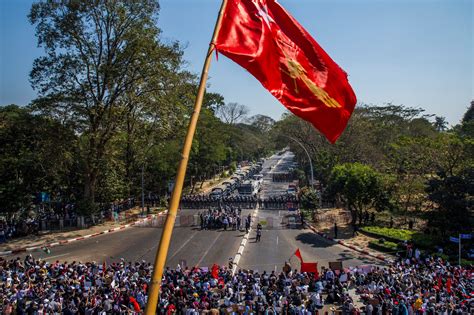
[134,213,302,230]
[135,214,199,228]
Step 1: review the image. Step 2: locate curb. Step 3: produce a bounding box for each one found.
[304,223,392,263]
[0,211,168,256]
[232,206,260,275]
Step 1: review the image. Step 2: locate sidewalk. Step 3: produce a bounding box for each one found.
[0,207,164,255]
[305,208,394,263]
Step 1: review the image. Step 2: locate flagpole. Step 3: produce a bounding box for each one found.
[144,1,228,314]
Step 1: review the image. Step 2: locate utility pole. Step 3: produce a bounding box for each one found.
[284,136,314,189]
[459,233,461,266]
[141,165,145,216]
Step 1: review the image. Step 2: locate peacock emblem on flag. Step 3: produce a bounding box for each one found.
[277,38,341,109]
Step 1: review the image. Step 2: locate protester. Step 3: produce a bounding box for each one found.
[354,256,473,314]
[198,205,244,231]
[1,253,472,314]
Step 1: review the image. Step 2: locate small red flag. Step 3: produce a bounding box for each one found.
[294,248,303,262]
[211,264,219,279]
[102,260,106,276]
[215,0,357,143]
[129,297,141,312]
[300,262,318,276]
[446,278,452,293]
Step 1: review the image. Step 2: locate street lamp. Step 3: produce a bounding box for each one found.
[283,136,322,208]
[283,136,314,188]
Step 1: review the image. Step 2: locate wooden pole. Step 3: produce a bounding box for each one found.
[144,1,228,313]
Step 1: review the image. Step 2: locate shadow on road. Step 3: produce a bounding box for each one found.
[337,250,376,264]
[295,232,334,249]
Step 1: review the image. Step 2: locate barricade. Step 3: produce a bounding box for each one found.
[135,214,198,228]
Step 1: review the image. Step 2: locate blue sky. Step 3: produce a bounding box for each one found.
[1,0,472,125]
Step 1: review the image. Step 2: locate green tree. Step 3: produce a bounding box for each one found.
[457,101,474,138]
[0,105,78,215]
[189,108,229,190]
[388,136,436,213]
[246,114,275,133]
[216,102,249,125]
[434,116,448,132]
[299,187,319,211]
[28,0,185,210]
[327,163,390,225]
[425,168,473,234]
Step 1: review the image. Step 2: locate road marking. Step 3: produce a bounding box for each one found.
[196,232,221,266]
[276,236,279,245]
[44,253,69,260]
[168,230,198,260]
[232,206,259,274]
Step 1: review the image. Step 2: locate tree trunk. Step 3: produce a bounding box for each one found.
[84,170,97,203]
[348,204,357,226]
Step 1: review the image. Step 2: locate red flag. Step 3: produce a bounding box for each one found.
[215,0,356,143]
[300,262,318,275]
[446,278,452,293]
[211,264,219,279]
[294,248,303,262]
[102,260,106,277]
[129,297,141,312]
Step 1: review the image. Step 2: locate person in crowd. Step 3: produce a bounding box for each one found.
[1,253,471,313]
[256,223,262,242]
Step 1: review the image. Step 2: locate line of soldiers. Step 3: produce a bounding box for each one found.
[272,172,296,182]
[181,194,299,210]
[180,194,258,209]
[259,195,299,209]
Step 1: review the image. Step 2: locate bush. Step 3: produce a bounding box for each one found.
[361,226,437,249]
[76,198,98,215]
[368,240,399,253]
[229,162,237,174]
[299,187,319,210]
[361,226,415,241]
[412,234,437,248]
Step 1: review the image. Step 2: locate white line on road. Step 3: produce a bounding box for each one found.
[276,236,279,245]
[196,232,221,267]
[168,230,198,261]
[232,206,259,274]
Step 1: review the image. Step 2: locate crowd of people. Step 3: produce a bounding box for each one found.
[1,255,151,314]
[0,217,41,243]
[0,253,332,314]
[0,198,139,243]
[199,206,253,233]
[1,250,472,314]
[352,256,472,314]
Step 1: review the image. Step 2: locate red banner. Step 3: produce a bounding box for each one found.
[215,0,357,143]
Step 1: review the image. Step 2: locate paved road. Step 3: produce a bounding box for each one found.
[260,151,295,197]
[3,151,382,272]
[238,209,379,272]
[240,150,381,272]
[2,209,253,269]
